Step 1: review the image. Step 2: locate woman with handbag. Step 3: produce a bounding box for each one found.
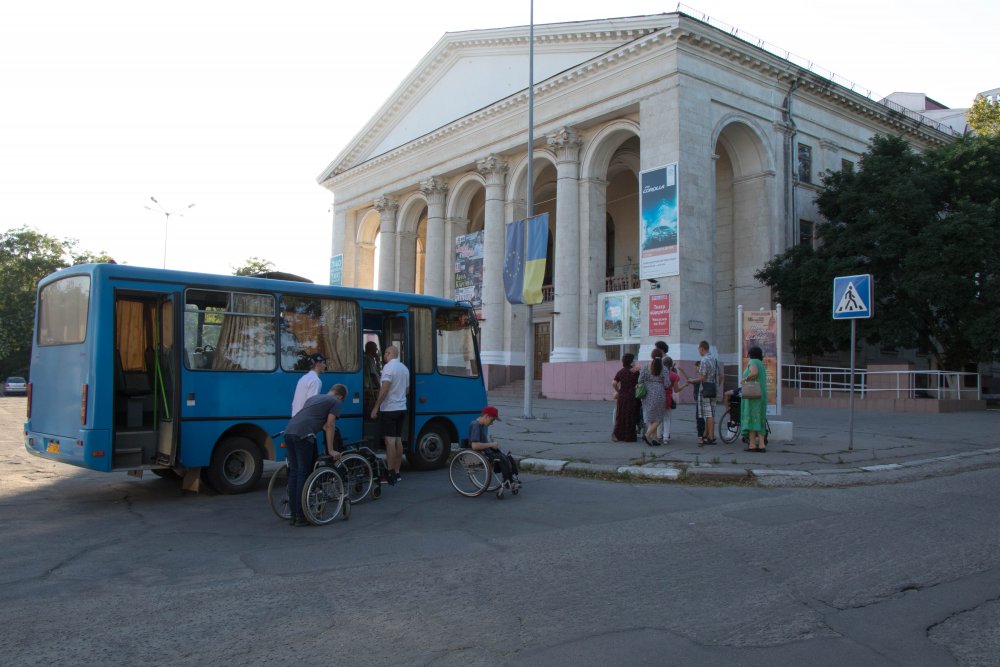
[638,348,667,446]
[741,345,768,452]
[611,353,640,442]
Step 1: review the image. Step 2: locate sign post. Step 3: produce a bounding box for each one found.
[833,274,873,450]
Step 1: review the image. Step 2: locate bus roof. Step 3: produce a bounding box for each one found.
[39,263,468,309]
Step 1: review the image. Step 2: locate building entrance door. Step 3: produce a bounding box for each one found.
[533,322,550,378]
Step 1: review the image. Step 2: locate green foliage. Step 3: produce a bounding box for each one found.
[0,227,113,376]
[756,134,1000,370]
[232,257,276,276]
[967,96,1000,137]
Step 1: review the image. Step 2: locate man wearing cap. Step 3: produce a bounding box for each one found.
[291,353,326,416]
[468,406,520,490]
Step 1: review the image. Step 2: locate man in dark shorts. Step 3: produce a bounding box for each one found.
[284,384,347,526]
[370,345,409,484]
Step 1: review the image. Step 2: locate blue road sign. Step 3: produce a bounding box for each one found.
[832,274,872,319]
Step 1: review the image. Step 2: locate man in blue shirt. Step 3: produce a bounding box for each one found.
[284,383,347,526]
[467,406,519,490]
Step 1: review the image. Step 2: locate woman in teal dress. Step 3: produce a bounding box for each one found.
[741,346,768,452]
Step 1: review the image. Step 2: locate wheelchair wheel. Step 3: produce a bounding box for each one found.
[267,463,291,520]
[302,468,345,525]
[719,409,741,444]
[449,450,492,497]
[338,453,374,503]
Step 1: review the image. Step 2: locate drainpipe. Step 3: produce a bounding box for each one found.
[781,79,799,250]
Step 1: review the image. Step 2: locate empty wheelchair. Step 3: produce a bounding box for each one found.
[267,457,351,525]
[449,445,521,499]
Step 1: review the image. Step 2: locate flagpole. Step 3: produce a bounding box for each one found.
[523,0,536,419]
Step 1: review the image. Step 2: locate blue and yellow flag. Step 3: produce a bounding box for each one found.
[503,213,548,305]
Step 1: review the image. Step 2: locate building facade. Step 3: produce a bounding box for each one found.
[317,12,957,399]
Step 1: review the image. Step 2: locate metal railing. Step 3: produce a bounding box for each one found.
[783,364,981,400]
[540,276,638,303]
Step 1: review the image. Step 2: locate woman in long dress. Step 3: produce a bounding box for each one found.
[741,345,769,452]
[638,348,667,446]
[611,353,639,442]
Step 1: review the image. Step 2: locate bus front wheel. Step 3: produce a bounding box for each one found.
[205,437,263,494]
[410,423,451,470]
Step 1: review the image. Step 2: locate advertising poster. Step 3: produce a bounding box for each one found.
[628,294,642,339]
[639,163,679,279]
[328,254,343,286]
[648,294,670,337]
[597,290,640,346]
[453,230,484,319]
[741,309,779,414]
[602,294,625,340]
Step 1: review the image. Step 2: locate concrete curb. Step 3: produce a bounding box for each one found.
[512,448,1000,486]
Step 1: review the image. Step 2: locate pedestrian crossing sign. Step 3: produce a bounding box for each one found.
[832,274,873,320]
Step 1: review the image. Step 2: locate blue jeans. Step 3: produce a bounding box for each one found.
[285,434,318,519]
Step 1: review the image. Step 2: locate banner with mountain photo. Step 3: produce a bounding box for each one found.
[503,213,548,305]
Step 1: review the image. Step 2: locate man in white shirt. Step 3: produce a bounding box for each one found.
[291,353,326,416]
[370,345,409,484]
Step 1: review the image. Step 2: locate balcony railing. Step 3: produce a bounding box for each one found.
[539,275,639,303]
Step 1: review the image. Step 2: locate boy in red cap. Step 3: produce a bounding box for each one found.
[468,406,520,490]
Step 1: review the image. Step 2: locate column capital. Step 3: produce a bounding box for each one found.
[373,196,399,215]
[476,154,509,186]
[419,177,448,206]
[547,126,583,162]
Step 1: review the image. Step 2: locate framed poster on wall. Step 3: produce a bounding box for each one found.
[598,289,641,346]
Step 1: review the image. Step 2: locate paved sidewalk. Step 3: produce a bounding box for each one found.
[484,394,1000,487]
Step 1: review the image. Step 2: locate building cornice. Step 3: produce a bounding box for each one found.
[318,17,674,184]
[320,24,674,188]
[675,23,957,147]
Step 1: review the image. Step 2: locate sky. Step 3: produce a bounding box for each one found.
[2,0,995,284]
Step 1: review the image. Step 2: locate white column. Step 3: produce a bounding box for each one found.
[420,177,448,298]
[397,230,417,293]
[357,241,375,289]
[579,177,609,360]
[476,154,508,365]
[548,127,583,363]
[332,206,352,286]
[374,196,398,292]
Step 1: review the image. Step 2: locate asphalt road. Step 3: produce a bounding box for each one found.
[2,397,999,666]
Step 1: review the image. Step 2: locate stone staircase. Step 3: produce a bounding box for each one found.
[487,379,544,401]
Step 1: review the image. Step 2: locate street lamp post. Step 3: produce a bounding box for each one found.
[144,196,195,268]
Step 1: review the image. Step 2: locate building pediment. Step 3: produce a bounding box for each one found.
[317,15,673,182]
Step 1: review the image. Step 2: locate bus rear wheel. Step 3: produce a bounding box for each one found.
[410,423,451,470]
[205,437,263,494]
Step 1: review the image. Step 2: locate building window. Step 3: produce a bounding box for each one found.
[799,220,814,246]
[841,158,854,173]
[797,143,813,184]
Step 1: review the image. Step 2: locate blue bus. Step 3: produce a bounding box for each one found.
[24,263,487,493]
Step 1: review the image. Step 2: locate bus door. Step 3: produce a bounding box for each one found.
[360,307,408,445]
[112,291,180,471]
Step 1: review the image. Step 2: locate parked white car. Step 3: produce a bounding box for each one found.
[2,376,27,396]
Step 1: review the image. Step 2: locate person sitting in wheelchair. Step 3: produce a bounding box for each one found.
[467,406,520,490]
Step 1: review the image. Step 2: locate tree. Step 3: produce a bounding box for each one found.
[967,95,1000,137]
[756,134,1000,370]
[233,257,276,276]
[0,227,113,377]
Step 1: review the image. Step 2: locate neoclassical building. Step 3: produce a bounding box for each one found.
[317,12,957,399]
